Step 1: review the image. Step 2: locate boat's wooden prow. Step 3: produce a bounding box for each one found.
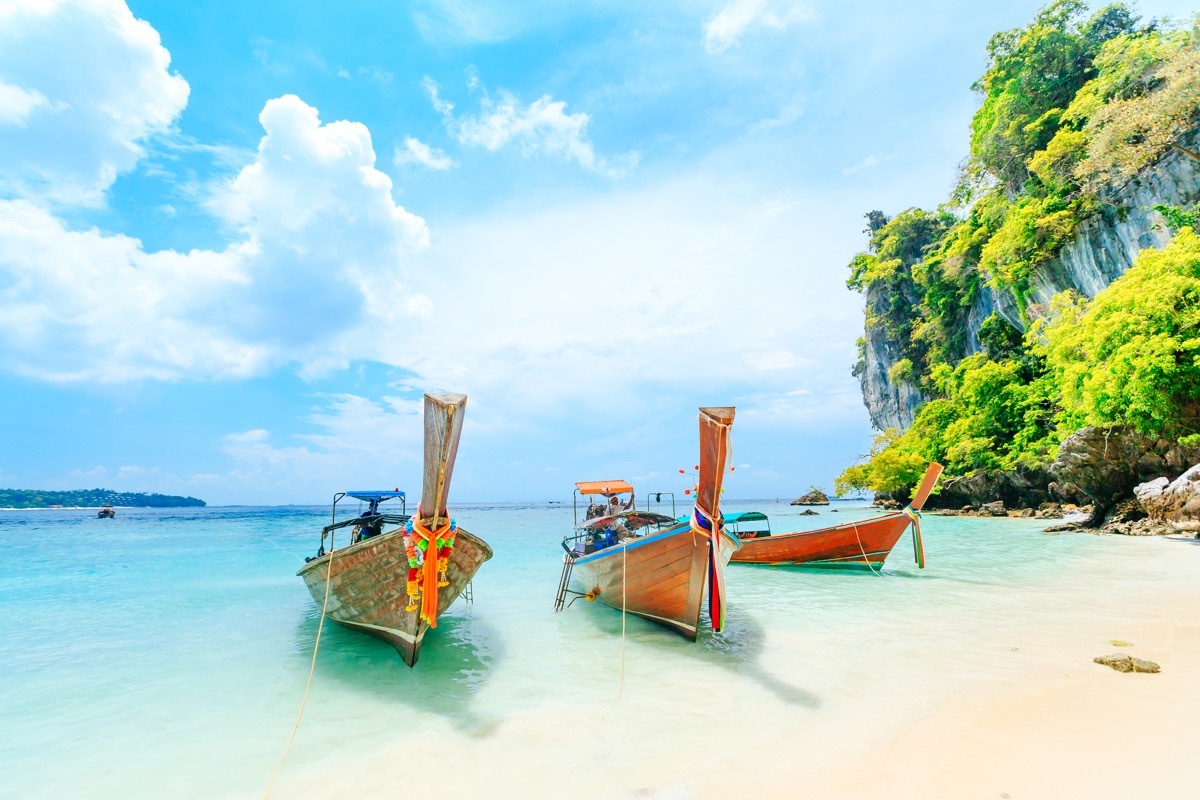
[910,462,944,511]
[560,405,740,639]
[729,461,945,570]
[296,391,492,668]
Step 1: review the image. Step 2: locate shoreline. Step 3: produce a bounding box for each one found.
[272,532,1199,800]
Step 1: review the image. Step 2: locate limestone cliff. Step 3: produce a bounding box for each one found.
[858,137,1200,432]
[859,280,927,431]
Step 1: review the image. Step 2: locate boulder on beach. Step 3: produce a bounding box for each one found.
[979,500,1006,517]
[1135,464,1200,531]
[1101,519,1175,536]
[791,488,830,506]
[1052,427,1200,524]
[1094,654,1160,673]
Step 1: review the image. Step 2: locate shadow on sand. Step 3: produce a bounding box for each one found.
[291,606,505,738]
[695,606,822,709]
[564,595,821,709]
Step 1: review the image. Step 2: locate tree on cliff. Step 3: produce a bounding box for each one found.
[1078,35,1200,185]
[1038,228,1200,440]
[839,3,1200,498]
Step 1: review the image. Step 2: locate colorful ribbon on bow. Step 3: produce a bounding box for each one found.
[902,505,925,569]
[691,505,726,631]
[404,516,457,626]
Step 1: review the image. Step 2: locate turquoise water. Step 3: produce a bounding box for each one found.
[2,503,1196,798]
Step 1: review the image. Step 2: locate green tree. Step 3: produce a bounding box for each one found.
[1037,228,1200,437]
[1078,29,1200,186]
[967,1,1137,193]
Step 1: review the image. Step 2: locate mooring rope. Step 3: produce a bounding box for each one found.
[851,521,883,577]
[617,538,627,701]
[264,545,336,798]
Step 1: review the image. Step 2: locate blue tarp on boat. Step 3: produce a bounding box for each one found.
[347,490,405,502]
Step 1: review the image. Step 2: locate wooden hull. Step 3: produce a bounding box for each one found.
[296,526,493,666]
[730,512,912,569]
[568,524,739,639]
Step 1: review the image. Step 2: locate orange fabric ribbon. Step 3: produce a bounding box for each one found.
[408,518,453,627]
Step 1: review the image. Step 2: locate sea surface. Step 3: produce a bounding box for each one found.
[1,501,1197,799]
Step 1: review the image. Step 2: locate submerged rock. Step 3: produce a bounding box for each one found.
[1094,654,1160,673]
[798,509,819,516]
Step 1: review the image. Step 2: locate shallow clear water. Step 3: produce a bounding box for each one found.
[1,503,1197,798]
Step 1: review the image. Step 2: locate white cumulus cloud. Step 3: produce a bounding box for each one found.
[394,136,456,170]
[426,78,638,178]
[1,92,433,381]
[0,0,190,204]
[703,0,814,55]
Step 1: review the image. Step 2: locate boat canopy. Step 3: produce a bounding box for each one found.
[724,511,768,524]
[574,510,678,531]
[347,490,405,503]
[575,480,634,496]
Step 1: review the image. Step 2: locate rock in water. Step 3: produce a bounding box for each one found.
[1044,521,1083,533]
[979,500,1006,517]
[791,489,830,506]
[799,509,818,516]
[1094,654,1161,673]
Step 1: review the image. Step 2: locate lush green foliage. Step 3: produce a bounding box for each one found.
[839,4,1200,497]
[0,489,206,509]
[1037,228,1200,437]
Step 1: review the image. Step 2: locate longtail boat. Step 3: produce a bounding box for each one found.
[554,407,740,638]
[297,392,493,667]
[729,463,943,570]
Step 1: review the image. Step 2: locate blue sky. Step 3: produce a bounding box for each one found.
[2,0,1196,505]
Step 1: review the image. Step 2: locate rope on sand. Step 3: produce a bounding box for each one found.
[264,548,336,798]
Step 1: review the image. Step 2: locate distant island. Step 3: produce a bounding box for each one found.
[0,488,206,509]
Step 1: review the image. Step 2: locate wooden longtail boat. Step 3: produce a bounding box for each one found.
[296,392,493,667]
[554,407,740,639]
[729,463,943,569]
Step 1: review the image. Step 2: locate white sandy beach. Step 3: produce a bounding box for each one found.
[789,554,1200,799]
[267,531,1200,800]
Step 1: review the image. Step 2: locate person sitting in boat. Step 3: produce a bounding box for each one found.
[605,493,633,516]
[586,500,602,520]
[353,510,383,543]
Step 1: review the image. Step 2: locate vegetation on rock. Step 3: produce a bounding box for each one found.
[0,489,206,509]
[840,2,1200,498]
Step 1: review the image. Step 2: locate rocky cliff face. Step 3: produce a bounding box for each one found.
[860,280,926,431]
[858,138,1200,432]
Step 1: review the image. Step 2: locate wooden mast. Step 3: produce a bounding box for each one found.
[418,392,466,528]
[694,406,735,632]
[696,406,735,517]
